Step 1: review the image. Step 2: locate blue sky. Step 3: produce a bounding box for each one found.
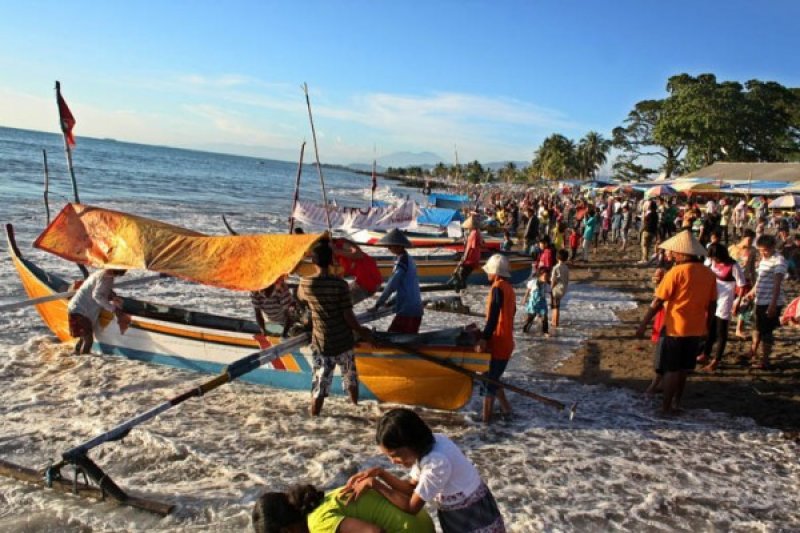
[1,0,798,165]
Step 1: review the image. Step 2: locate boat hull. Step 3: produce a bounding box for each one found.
[9,232,489,411]
[356,229,504,251]
[295,252,531,285]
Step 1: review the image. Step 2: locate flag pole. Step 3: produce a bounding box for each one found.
[371,143,377,208]
[55,81,89,279]
[42,149,51,225]
[302,83,332,232]
[288,141,306,234]
[55,81,80,204]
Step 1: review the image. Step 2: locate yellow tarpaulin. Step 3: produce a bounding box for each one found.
[34,204,322,291]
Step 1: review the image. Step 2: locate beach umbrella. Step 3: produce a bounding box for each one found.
[767,194,800,209]
[645,185,677,198]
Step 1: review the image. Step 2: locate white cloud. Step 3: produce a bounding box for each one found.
[0,75,592,164]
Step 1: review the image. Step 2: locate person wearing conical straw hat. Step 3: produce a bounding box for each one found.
[448,215,483,292]
[371,229,424,334]
[475,254,516,424]
[636,230,717,415]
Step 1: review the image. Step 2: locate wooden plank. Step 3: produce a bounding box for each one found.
[0,458,174,516]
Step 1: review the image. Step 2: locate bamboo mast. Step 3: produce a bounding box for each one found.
[55,81,88,278]
[302,83,332,231]
[55,81,79,203]
[371,144,377,208]
[42,149,51,225]
[288,141,307,234]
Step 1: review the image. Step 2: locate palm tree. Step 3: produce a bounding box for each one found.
[501,162,517,183]
[577,131,612,180]
[532,134,578,180]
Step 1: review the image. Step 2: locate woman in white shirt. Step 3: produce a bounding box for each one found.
[698,244,746,372]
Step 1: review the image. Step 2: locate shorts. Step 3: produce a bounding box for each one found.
[480,358,509,397]
[388,315,422,334]
[311,349,357,399]
[754,305,782,343]
[659,335,704,372]
[68,313,93,338]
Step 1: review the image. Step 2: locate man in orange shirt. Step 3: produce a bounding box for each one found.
[475,254,517,424]
[636,231,717,415]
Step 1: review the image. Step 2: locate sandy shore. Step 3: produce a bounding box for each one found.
[550,239,800,441]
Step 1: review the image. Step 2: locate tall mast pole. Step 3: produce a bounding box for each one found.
[55,81,80,203]
[302,83,332,232]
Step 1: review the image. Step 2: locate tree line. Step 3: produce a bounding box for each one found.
[380,73,800,183]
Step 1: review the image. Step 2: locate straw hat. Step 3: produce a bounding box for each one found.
[483,254,510,277]
[377,228,413,248]
[658,230,707,257]
[462,215,479,230]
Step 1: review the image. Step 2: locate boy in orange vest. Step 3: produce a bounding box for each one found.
[475,254,517,424]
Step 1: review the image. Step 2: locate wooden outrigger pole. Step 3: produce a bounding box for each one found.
[38,307,392,513]
[302,83,332,231]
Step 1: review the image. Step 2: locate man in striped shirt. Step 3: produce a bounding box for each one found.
[298,240,373,416]
[743,235,787,369]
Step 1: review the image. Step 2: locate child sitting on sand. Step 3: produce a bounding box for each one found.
[342,408,506,533]
[522,268,550,336]
[252,482,435,533]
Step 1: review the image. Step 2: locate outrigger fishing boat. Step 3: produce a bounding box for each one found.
[7,204,491,412]
[296,246,530,285]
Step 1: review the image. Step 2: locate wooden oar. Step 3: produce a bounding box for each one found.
[0,274,166,313]
[373,338,567,412]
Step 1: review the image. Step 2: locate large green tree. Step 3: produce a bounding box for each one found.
[612,99,685,178]
[614,73,800,175]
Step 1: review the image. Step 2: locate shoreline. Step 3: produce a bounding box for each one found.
[549,244,800,441]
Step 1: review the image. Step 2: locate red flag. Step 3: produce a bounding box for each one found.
[57,87,76,147]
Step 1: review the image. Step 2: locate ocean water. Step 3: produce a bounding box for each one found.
[0,127,798,532]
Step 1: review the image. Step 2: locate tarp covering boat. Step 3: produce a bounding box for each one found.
[427,193,470,210]
[417,207,464,227]
[33,203,322,291]
[291,199,418,230]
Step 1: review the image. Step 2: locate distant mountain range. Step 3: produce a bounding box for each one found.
[347,151,529,173]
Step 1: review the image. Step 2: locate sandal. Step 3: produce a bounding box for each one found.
[696,354,709,364]
[751,361,772,371]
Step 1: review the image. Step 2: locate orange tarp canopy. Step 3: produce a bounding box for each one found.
[34,204,322,291]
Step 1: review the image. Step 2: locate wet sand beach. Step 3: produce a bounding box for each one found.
[554,242,800,441]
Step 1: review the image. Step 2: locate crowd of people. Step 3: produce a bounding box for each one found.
[64,182,798,533]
